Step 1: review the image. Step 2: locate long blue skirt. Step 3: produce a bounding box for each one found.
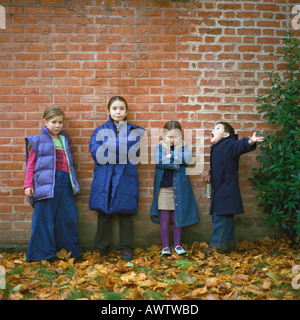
[26,171,81,261]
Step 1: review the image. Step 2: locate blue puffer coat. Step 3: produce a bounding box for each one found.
[25,127,80,207]
[150,141,200,228]
[209,134,256,216]
[89,116,145,215]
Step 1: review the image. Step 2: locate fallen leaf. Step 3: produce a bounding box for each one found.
[262,280,272,290]
[56,248,72,260]
[57,260,70,269]
[190,286,208,296]
[0,237,299,300]
[120,271,138,282]
[205,277,223,287]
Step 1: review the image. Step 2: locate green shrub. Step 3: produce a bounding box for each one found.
[250,32,300,239]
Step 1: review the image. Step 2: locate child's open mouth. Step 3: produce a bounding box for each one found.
[211,133,214,139]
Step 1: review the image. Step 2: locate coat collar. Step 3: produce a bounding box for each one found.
[105,115,142,134]
[41,126,69,141]
[211,134,238,149]
[105,115,126,129]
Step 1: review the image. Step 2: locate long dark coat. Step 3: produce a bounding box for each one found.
[209,134,256,216]
[150,141,200,228]
[89,116,145,215]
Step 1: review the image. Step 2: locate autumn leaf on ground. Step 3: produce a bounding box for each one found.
[56,248,72,261]
[0,237,300,300]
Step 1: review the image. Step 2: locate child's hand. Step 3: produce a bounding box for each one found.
[249,132,265,145]
[25,187,34,197]
[166,154,171,158]
[203,171,210,183]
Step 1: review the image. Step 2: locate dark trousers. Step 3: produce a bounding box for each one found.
[26,171,81,261]
[94,212,134,255]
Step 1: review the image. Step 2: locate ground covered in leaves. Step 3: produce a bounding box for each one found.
[1,237,300,300]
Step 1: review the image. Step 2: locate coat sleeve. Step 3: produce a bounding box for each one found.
[24,147,36,189]
[155,144,180,171]
[173,144,193,166]
[89,126,108,164]
[89,127,99,163]
[227,137,256,158]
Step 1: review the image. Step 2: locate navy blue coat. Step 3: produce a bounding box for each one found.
[150,142,200,228]
[209,134,256,216]
[89,116,145,215]
[25,127,80,207]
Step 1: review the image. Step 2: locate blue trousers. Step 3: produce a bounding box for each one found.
[26,171,81,261]
[209,213,236,251]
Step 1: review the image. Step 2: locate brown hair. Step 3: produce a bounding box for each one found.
[107,96,128,111]
[43,106,64,122]
[163,120,182,132]
[161,121,183,141]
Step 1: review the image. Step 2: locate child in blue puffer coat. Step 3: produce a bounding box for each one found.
[24,106,81,261]
[89,96,145,261]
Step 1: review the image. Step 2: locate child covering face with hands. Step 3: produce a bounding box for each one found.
[150,120,200,255]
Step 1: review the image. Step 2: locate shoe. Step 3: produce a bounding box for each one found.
[122,252,133,261]
[161,247,171,255]
[174,245,186,255]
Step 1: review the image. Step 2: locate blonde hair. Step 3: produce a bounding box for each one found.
[43,106,65,122]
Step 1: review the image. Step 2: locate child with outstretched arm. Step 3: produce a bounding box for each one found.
[204,122,265,253]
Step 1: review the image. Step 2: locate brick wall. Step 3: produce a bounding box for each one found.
[0,0,299,250]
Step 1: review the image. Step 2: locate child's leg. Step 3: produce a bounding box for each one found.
[94,212,112,255]
[160,210,171,248]
[54,171,81,258]
[226,215,236,250]
[119,214,134,254]
[210,213,235,251]
[26,198,57,261]
[171,211,182,247]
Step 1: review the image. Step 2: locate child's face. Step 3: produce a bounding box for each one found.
[108,100,127,125]
[43,115,64,137]
[164,129,182,147]
[210,123,230,145]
